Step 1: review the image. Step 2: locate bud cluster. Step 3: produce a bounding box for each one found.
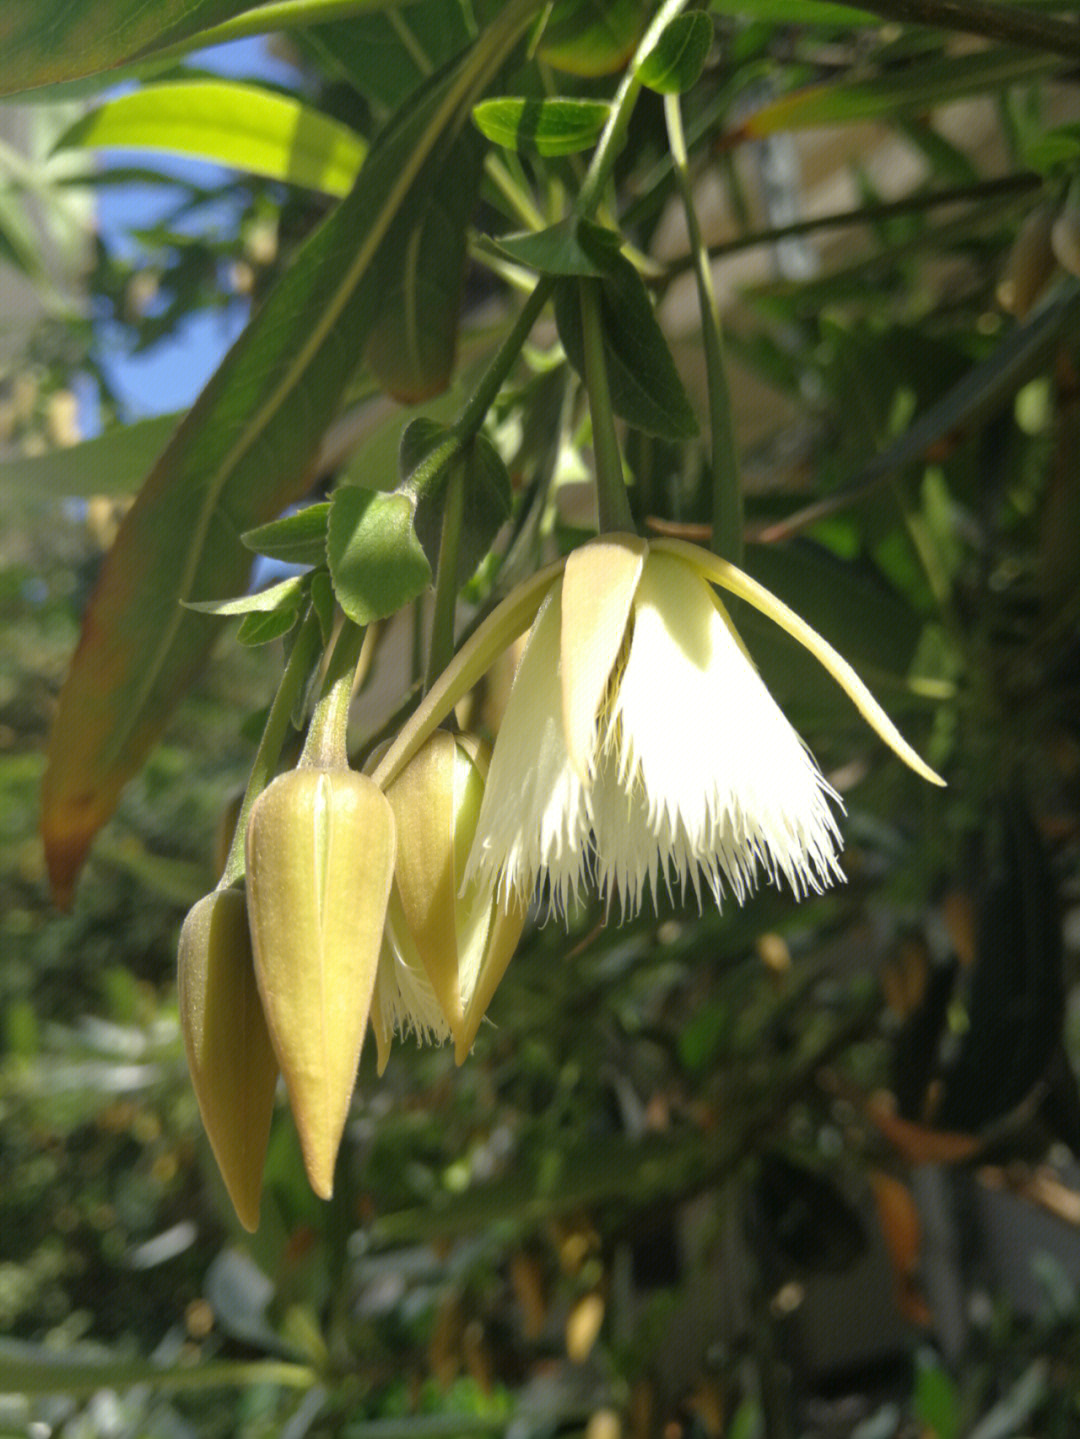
[178,733,524,1230]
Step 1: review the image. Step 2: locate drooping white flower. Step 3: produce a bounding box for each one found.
[463,534,942,917]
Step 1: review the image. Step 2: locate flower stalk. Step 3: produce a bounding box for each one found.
[219,603,322,888]
[664,92,743,565]
[579,277,634,534]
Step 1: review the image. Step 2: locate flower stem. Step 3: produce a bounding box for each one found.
[579,277,633,534]
[454,276,555,444]
[426,455,466,696]
[575,0,690,219]
[219,605,322,888]
[300,614,367,771]
[664,92,743,565]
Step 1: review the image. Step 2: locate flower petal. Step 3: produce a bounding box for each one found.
[653,538,945,787]
[373,888,454,1063]
[601,550,842,909]
[464,586,592,913]
[560,533,646,779]
[455,892,528,1065]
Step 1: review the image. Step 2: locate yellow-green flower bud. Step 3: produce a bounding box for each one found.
[245,768,395,1199]
[178,885,277,1233]
[374,731,526,1070]
[998,202,1058,318]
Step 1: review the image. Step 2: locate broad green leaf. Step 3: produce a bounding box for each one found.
[399,417,464,497]
[0,413,182,498]
[57,81,367,198]
[327,487,432,624]
[364,128,483,401]
[243,504,331,566]
[237,607,301,645]
[414,431,514,586]
[1026,123,1080,173]
[536,0,650,77]
[472,97,611,156]
[182,574,306,616]
[0,1,261,96]
[741,48,1059,136]
[303,3,477,115]
[554,252,699,441]
[490,217,620,277]
[0,0,398,97]
[41,2,542,905]
[638,12,712,94]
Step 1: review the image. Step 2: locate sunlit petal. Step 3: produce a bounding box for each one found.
[600,551,843,911]
[653,538,945,788]
[464,587,592,913]
[560,533,645,779]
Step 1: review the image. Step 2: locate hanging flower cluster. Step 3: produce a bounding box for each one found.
[178,533,942,1228]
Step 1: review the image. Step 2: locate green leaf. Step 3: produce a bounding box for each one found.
[1025,122,1080,173]
[327,487,432,624]
[57,81,366,197]
[309,570,336,643]
[913,1363,960,1439]
[365,128,483,401]
[638,12,712,94]
[742,48,1059,136]
[237,607,302,646]
[0,1,258,96]
[41,3,540,905]
[554,249,699,441]
[399,418,464,498]
[182,575,306,616]
[709,0,877,23]
[303,3,476,115]
[489,217,620,277]
[415,431,514,586]
[472,97,611,156]
[0,413,181,498]
[536,0,649,77]
[0,0,396,97]
[0,1342,313,1397]
[243,504,331,567]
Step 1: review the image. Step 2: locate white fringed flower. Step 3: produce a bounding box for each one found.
[463,534,942,917]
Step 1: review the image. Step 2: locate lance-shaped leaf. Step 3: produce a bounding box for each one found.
[0,0,405,97]
[737,48,1059,137]
[364,127,483,401]
[0,1,260,96]
[57,81,367,198]
[41,4,542,906]
[0,413,181,498]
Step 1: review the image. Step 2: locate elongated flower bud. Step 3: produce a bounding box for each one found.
[998,202,1058,318]
[375,732,526,1069]
[245,768,395,1199]
[178,885,277,1232]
